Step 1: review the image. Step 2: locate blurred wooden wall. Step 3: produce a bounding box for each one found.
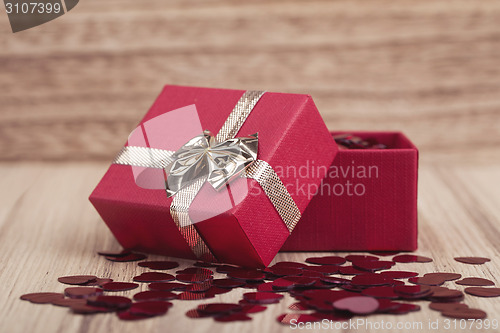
[1,0,499,164]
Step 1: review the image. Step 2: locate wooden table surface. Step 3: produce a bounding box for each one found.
[1,0,500,332]
[0,163,499,333]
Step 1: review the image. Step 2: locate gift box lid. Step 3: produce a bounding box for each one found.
[90,85,338,267]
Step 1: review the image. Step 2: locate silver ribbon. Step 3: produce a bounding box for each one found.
[113,146,174,169]
[113,90,301,261]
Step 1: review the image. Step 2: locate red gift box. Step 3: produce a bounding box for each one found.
[89,85,337,268]
[282,131,418,252]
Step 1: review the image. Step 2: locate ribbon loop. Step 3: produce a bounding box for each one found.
[164,130,259,197]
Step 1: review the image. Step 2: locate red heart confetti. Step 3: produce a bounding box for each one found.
[442,308,487,319]
[51,298,87,307]
[393,285,432,299]
[71,303,113,314]
[57,275,97,285]
[464,287,500,297]
[128,301,171,316]
[392,254,433,263]
[243,292,284,304]
[338,266,366,275]
[429,302,468,312]
[333,296,379,315]
[177,291,215,301]
[380,271,418,279]
[105,253,147,262]
[176,267,213,275]
[305,256,346,266]
[361,286,398,299]
[87,295,132,310]
[227,270,265,282]
[427,288,464,302]
[376,299,403,313]
[351,273,394,287]
[346,255,379,262]
[148,282,187,291]
[64,287,103,299]
[369,251,400,256]
[320,276,351,285]
[288,302,310,311]
[408,276,446,286]
[215,265,243,274]
[133,272,175,283]
[176,273,213,284]
[20,251,497,323]
[185,309,211,319]
[117,311,151,321]
[197,303,242,315]
[213,278,246,289]
[303,265,339,275]
[101,282,139,292]
[84,278,114,287]
[276,313,321,325]
[455,277,494,286]
[352,260,394,272]
[185,281,212,293]
[454,257,491,265]
[138,261,180,270]
[240,304,267,313]
[423,272,461,281]
[133,291,177,301]
[205,286,232,296]
[270,261,308,270]
[214,313,252,322]
[387,303,420,314]
[272,276,316,290]
[20,292,64,304]
[268,266,303,277]
[256,282,277,292]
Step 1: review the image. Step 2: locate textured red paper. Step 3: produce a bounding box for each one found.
[90,85,337,267]
[282,131,418,252]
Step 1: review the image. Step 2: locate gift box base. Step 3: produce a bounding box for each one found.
[90,85,338,268]
[281,131,418,252]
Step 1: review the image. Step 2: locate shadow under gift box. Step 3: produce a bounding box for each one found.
[281,131,418,252]
[89,85,337,268]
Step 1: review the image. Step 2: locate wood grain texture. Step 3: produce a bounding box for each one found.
[1,0,500,163]
[0,162,499,333]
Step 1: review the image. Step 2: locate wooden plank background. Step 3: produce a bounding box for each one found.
[1,0,499,163]
[1,1,499,333]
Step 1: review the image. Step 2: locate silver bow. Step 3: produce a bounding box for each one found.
[164,130,258,197]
